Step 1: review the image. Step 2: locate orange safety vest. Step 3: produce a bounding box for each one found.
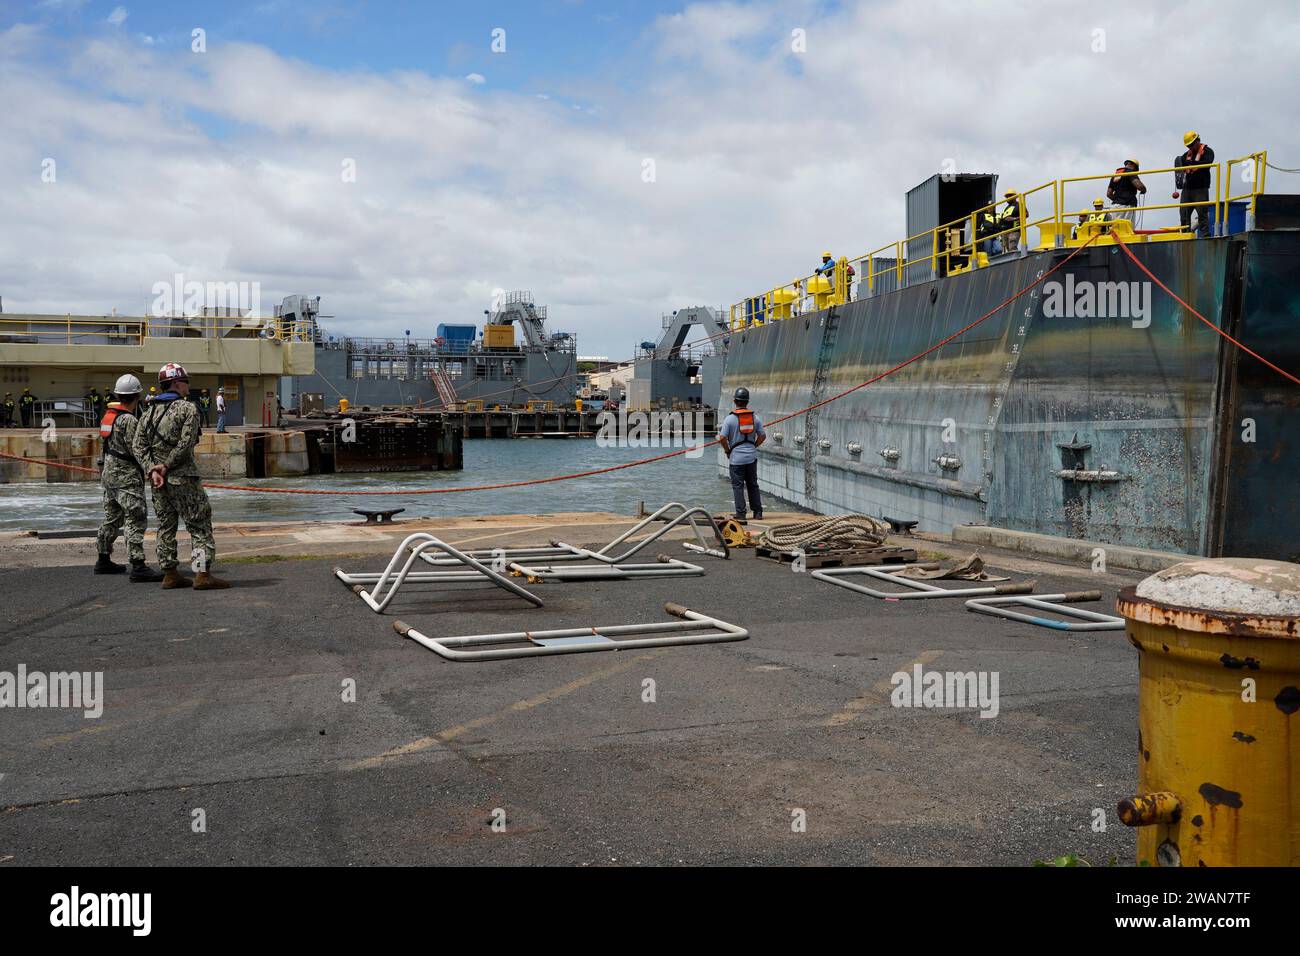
[732,408,757,444]
[100,402,126,440]
[100,402,141,470]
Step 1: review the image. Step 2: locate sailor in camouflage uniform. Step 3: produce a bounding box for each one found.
[93,374,165,582]
[131,362,230,589]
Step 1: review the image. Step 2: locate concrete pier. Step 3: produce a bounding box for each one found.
[0,510,1145,865]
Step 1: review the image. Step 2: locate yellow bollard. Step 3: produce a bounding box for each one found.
[1117,558,1300,867]
[769,288,797,320]
[807,276,834,310]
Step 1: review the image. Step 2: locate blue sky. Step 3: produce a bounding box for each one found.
[1,0,1294,355]
[15,1,672,95]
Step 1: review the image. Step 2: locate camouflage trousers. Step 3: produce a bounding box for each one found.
[96,484,148,563]
[152,476,216,571]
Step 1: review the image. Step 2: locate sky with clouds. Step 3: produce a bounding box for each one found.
[2,0,1297,357]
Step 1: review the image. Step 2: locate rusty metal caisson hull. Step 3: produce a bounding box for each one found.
[721,231,1300,559]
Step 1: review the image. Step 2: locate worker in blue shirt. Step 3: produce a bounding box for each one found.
[718,386,766,521]
[814,251,835,280]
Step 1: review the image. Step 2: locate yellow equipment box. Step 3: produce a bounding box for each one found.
[483,324,516,349]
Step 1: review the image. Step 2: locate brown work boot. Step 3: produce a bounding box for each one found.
[193,571,231,590]
[161,568,192,589]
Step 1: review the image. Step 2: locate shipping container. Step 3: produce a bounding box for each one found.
[904,173,998,283]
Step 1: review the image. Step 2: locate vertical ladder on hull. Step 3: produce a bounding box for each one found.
[430,360,458,408]
[803,306,842,502]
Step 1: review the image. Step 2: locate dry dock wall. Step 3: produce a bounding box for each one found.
[0,431,249,482]
[722,231,1300,560]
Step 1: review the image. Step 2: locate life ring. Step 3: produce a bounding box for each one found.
[386,340,395,351]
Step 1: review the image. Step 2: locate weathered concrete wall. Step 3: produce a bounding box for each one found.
[262,431,309,477]
[197,432,249,479]
[1,429,250,483]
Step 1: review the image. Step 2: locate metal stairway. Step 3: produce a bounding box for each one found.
[430,360,458,408]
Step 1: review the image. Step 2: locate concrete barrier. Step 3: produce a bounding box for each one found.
[196,431,247,479]
[952,524,1196,573]
[263,430,309,477]
[0,432,98,483]
[2,429,250,483]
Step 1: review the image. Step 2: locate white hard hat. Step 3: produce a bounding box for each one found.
[114,373,143,395]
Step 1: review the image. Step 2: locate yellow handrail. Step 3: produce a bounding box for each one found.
[0,313,314,345]
[728,150,1268,329]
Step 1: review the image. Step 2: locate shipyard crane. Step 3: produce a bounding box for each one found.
[653,306,729,362]
[486,291,573,350]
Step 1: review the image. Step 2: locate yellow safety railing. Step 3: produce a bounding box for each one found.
[0,316,147,346]
[729,150,1269,330]
[0,313,315,345]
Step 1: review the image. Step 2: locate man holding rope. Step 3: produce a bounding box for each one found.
[718,386,766,522]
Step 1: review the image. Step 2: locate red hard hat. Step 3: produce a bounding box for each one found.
[158,362,189,383]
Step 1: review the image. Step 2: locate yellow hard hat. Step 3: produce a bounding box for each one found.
[1183,130,1199,146]
[1004,190,1017,198]
[1093,197,1105,207]
[821,250,831,258]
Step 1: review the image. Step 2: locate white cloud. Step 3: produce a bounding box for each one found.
[464,72,485,85]
[0,1,1297,358]
[106,6,128,27]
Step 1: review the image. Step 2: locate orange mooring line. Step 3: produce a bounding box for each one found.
[1112,231,1300,386]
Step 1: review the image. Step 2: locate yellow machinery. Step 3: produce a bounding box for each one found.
[769,287,797,321]
[806,276,834,310]
[1117,558,1300,866]
[714,516,755,548]
[483,324,516,349]
[338,398,350,413]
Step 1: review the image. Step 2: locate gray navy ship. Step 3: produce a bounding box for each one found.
[289,290,578,412]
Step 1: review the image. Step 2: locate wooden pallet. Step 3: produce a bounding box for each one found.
[755,545,918,568]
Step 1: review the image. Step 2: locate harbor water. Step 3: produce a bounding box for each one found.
[0,439,773,534]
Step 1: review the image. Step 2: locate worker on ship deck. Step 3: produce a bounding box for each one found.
[1107,159,1146,223]
[1173,131,1215,238]
[998,191,1022,252]
[1085,198,1112,223]
[814,251,836,290]
[977,207,1002,255]
[2,392,13,428]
